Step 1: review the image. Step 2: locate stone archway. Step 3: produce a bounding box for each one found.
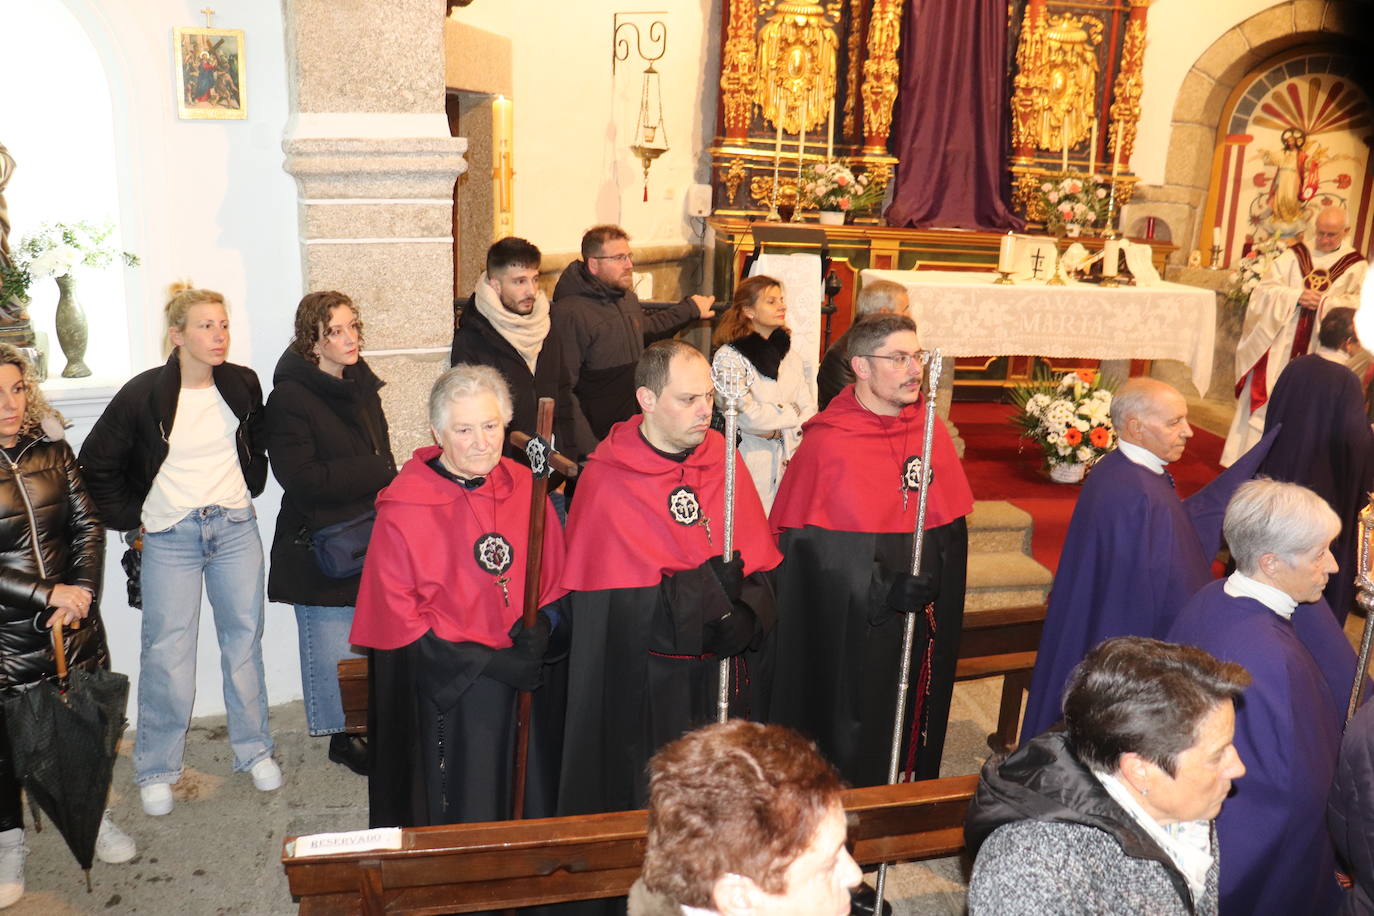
[1128,0,1366,267]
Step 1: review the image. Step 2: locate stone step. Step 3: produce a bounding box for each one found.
[965,550,1053,612]
[967,500,1033,554]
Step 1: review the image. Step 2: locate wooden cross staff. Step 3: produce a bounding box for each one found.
[508,397,578,821]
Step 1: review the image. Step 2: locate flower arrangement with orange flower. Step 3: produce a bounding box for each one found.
[1011,369,1115,471]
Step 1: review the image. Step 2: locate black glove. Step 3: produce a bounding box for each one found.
[885,571,939,613]
[707,551,745,604]
[486,611,553,691]
[702,603,758,658]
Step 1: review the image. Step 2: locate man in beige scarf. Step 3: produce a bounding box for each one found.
[450,237,569,460]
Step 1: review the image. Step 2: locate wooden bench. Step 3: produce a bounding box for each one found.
[281,774,978,915]
[953,603,1046,753]
[338,602,1047,750]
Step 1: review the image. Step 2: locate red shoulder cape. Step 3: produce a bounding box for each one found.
[770,387,973,534]
[561,416,782,591]
[350,448,568,650]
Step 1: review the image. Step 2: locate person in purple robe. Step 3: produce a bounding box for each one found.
[1259,307,1374,624]
[1022,379,1275,740]
[1167,479,1352,916]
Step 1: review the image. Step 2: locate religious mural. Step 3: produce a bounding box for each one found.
[1206,52,1372,268]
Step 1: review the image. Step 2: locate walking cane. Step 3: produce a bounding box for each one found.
[710,346,757,724]
[874,349,943,908]
[507,398,578,821]
[1347,496,1374,724]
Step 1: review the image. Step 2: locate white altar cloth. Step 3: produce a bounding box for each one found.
[860,269,1217,394]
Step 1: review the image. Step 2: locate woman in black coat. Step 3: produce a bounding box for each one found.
[0,344,134,906]
[265,291,394,774]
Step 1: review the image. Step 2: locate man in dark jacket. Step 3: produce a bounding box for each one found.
[551,224,714,462]
[816,278,909,410]
[450,237,569,458]
[1330,697,1374,916]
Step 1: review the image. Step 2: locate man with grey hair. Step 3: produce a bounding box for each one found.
[1168,479,1357,915]
[816,279,910,409]
[350,364,569,828]
[1224,204,1367,465]
[1023,378,1271,739]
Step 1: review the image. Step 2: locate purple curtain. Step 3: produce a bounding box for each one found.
[884,0,1024,230]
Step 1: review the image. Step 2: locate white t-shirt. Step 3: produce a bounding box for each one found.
[141,385,250,532]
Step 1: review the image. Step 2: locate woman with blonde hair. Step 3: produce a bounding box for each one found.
[711,275,815,510]
[0,344,136,906]
[80,283,277,818]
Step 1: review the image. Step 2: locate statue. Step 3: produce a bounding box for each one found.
[1258,127,1323,238]
[0,143,32,326]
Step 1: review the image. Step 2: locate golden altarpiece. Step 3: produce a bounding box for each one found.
[705,0,1174,392]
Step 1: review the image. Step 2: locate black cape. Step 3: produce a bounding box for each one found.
[768,519,968,785]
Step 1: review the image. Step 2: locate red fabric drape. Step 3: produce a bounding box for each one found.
[884,0,1024,230]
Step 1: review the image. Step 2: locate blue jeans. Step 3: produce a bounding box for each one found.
[294,604,362,736]
[134,505,272,785]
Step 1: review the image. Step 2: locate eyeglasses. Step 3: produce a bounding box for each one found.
[590,253,633,264]
[859,351,928,370]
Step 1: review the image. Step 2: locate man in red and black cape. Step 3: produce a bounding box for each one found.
[557,339,781,817]
[769,312,973,785]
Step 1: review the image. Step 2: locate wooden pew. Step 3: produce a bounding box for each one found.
[338,602,1048,750]
[953,603,1046,753]
[282,774,979,915]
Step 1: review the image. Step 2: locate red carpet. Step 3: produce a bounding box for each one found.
[952,402,1226,571]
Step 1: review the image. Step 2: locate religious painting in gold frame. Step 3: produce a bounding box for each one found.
[173,27,247,120]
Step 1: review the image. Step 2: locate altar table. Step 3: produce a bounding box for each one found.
[861,269,1217,395]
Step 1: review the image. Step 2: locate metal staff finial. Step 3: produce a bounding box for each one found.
[1347,496,1374,723]
[710,346,757,724]
[875,348,943,908]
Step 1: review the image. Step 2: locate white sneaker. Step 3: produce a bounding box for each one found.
[94,810,136,864]
[250,757,282,791]
[0,828,24,909]
[139,783,173,817]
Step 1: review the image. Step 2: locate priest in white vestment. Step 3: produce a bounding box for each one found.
[1222,206,1367,466]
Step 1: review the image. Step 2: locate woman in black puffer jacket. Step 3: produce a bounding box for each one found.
[0,344,134,907]
[265,292,394,775]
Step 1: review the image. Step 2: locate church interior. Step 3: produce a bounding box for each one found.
[2,0,1374,912]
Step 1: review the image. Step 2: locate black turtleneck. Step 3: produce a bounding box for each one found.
[426,455,487,489]
[638,429,695,464]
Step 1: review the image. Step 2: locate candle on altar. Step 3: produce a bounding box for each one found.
[797,95,808,181]
[1102,239,1119,277]
[772,91,785,203]
[997,232,1017,273]
[826,96,834,162]
[1089,120,1098,175]
[1212,226,1222,248]
[1061,130,1069,173]
[1110,121,1123,181]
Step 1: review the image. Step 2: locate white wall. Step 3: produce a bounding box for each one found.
[1134,0,1284,184]
[448,1,717,253]
[33,0,307,723]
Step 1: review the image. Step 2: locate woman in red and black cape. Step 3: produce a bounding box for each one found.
[350,365,567,828]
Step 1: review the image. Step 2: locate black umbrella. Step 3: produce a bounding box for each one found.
[4,620,129,889]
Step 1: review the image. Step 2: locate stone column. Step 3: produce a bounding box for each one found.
[281,0,468,459]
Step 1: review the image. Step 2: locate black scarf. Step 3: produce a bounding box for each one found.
[727,329,791,380]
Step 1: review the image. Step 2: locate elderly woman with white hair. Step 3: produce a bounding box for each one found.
[349,364,568,829]
[1168,478,1358,916]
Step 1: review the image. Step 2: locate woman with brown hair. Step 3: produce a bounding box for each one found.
[711,275,815,510]
[79,283,276,817]
[265,291,394,775]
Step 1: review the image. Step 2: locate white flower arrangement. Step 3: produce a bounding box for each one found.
[1011,370,1116,469]
[799,161,884,214]
[0,221,138,307]
[1035,175,1110,235]
[1224,233,1286,310]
